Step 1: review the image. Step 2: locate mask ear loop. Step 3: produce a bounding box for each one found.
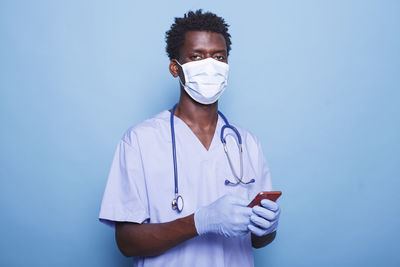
[173,59,186,87]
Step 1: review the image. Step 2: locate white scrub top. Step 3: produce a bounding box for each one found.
[99,110,273,267]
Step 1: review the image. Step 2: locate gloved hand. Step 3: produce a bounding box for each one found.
[194,195,253,237]
[248,199,281,236]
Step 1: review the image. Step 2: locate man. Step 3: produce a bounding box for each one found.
[99,10,281,267]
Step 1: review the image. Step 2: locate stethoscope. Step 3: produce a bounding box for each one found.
[170,104,255,212]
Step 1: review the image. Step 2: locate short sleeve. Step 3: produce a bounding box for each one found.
[98,136,150,227]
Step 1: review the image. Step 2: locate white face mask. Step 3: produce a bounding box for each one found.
[175,58,229,105]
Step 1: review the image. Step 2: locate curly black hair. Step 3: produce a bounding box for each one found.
[165,9,232,60]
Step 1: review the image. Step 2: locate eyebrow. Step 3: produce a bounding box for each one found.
[191,49,227,54]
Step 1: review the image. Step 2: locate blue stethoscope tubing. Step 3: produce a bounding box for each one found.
[170,104,255,212]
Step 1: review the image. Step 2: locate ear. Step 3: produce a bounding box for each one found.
[169,60,180,78]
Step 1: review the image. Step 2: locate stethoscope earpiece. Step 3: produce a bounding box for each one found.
[225,178,256,186]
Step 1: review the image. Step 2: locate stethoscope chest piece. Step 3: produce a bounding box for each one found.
[172,194,184,212]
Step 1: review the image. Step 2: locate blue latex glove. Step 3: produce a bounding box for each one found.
[248,199,281,236]
[194,195,253,237]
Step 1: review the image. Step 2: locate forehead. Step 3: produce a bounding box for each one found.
[180,31,227,54]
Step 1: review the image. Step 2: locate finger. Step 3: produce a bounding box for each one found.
[270,220,279,232]
[266,220,279,234]
[252,205,276,221]
[269,216,280,226]
[260,199,279,211]
[265,207,281,221]
[274,207,281,220]
[248,224,266,237]
[250,215,271,229]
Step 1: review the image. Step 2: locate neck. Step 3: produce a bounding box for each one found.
[174,89,218,129]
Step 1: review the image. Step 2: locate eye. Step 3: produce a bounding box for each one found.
[214,55,226,61]
[190,55,202,60]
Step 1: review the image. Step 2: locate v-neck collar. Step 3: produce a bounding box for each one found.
[169,110,222,153]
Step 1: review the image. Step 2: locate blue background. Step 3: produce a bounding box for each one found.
[1,0,399,266]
